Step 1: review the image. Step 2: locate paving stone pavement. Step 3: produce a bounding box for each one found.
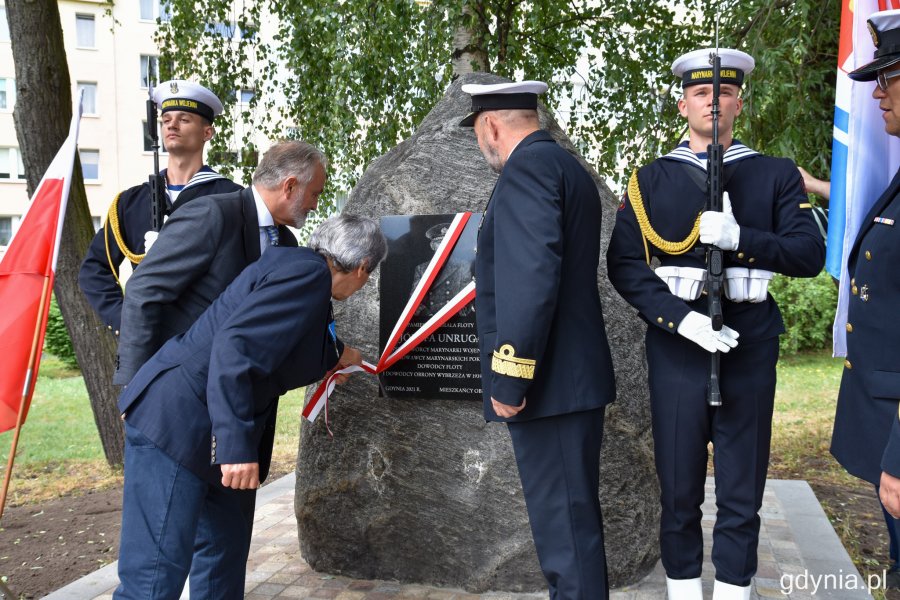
[46,475,873,599]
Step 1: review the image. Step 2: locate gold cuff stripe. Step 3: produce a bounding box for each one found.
[627,170,701,263]
[491,344,535,380]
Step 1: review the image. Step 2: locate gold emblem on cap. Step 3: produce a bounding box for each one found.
[868,21,880,48]
[170,82,179,94]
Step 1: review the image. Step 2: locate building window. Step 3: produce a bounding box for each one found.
[0,77,15,110]
[0,216,11,245]
[0,8,10,43]
[140,55,159,89]
[142,121,167,153]
[77,82,97,114]
[239,89,254,103]
[0,147,25,180]
[140,0,171,22]
[80,149,99,181]
[75,14,95,48]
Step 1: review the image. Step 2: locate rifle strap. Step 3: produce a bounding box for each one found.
[627,169,701,264]
[678,160,737,198]
[105,193,146,285]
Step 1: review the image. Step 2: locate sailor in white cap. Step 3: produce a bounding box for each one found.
[462,78,617,599]
[832,8,900,590]
[79,79,241,336]
[606,49,824,600]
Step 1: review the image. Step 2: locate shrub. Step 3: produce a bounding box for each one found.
[45,296,79,369]
[769,270,838,356]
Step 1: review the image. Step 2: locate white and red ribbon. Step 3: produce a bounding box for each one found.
[303,212,476,428]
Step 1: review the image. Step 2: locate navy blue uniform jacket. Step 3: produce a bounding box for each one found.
[606,143,824,342]
[78,168,241,333]
[113,188,297,386]
[832,168,900,484]
[119,248,342,485]
[474,130,616,422]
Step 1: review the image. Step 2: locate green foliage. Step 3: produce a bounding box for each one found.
[769,270,839,355]
[714,0,838,178]
[44,296,79,370]
[156,0,838,196]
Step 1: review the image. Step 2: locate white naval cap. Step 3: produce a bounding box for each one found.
[671,48,755,88]
[459,80,548,127]
[849,9,900,81]
[151,80,224,123]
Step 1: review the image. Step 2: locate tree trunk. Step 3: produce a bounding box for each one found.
[451,1,489,77]
[7,0,124,465]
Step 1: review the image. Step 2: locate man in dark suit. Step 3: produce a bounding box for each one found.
[113,140,326,598]
[78,80,242,336]
[606,49,824,600]
[460,80,617,599]
[114,215,387,599]
[832,8,900,589]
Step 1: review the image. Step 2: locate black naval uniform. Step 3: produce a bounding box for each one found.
[475,129,616,599]
[832,169,900,484]
[78,167,242,335]
[606,141,824,586]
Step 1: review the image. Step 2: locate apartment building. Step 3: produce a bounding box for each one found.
[0,0,179,252]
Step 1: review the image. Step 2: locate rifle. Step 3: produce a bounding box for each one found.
[706,41,724,407]
[146,63,166,233]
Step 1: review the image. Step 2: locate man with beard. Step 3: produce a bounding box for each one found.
[112,140,326,598]
[832,8,900,590]
[460,80,616,599]
[114,139,325,387]
[78,80,241,336]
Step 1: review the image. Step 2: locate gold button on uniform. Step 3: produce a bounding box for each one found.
[852,285,858,295]
[668,322,675,329]
[844,359,852,369]
[657,317,664,324]
[748,258,756,263]
[846,323,853,333]
[865,250,872,260]
[737,252,745,259]
[851,278,856,286]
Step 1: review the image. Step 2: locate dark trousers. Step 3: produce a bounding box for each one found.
[115,422,256,600]
[507,407,608,600]
[876,484,900,570]
[646,329,778,587]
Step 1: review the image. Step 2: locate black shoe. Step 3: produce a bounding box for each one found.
[885,569,900,590]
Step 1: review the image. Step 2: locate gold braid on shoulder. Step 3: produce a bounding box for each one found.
[627,169,701,264]
[104,193,146,287]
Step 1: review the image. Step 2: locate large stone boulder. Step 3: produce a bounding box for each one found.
[295,72,659,592]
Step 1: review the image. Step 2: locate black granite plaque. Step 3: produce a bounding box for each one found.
[378,214,482,400]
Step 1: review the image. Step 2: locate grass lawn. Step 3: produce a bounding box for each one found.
[0,355,306,506]
[770,351,857,486]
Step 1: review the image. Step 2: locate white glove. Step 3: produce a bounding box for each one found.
[676,311,740,353]
[700,191,740,251]
[144,230,159,253]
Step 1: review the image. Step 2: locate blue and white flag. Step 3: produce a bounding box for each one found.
[830,0,900,356]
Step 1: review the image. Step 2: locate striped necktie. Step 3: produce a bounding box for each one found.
[262,225,280,247]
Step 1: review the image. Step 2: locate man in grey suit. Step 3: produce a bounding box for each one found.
[114,140,326,386]
[113,139,327,599]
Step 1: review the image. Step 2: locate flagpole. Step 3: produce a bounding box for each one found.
[0,275,52,522]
